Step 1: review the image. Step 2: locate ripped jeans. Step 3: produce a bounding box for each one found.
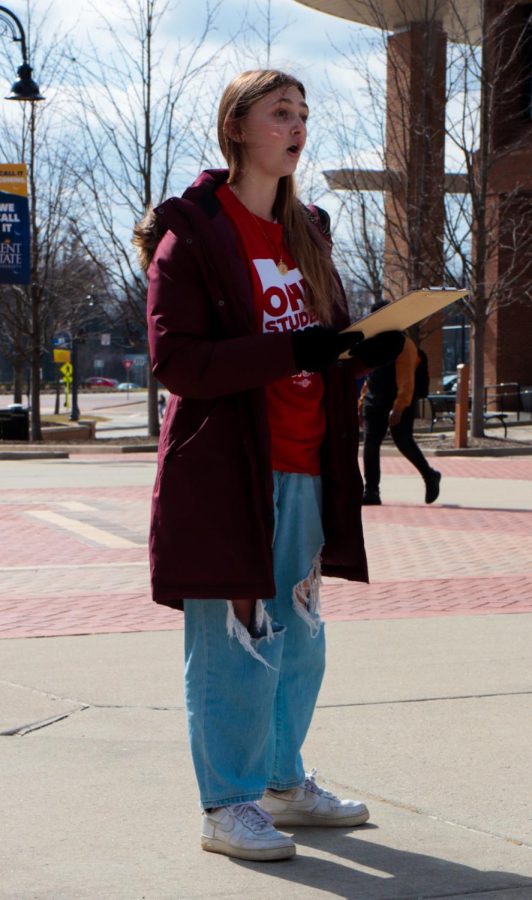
[183,471,326,809]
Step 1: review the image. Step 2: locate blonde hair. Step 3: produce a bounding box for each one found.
[134,70,343,326]
[219,69,341,325]
[133,208,162,273]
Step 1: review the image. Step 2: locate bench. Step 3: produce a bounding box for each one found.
[484,382,532,420]
[425,394,509,437]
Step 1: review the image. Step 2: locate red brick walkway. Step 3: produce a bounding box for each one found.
[1,454,531,638]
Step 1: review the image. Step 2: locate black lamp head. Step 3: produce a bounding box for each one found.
[5,62,44,101]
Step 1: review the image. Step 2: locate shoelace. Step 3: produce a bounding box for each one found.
[232,801,275,832]
[303,768,339,801]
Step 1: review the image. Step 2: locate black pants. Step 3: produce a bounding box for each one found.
[363,402,432,493]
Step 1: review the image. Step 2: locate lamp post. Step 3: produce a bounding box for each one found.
[1,5,45,440]
[69,334,80,422]
[0,5,44,101]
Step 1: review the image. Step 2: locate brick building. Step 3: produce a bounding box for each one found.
[296,0,532,400]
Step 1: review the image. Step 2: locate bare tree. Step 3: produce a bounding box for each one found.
[1,236,109,371]
[322,64,387,306]
[444,0,532,434]
[322,3,447,297]
[239,0,296,68]
[316,0,532,435]
[69,0,228,436]
[0,2,88,438]
[320,14,447,353]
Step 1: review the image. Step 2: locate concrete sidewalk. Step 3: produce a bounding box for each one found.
[0,453,531,898]
[1,618,531,899]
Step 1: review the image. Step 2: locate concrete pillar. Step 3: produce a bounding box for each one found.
[383,21,447,383]
[482,1,532,394]
[384,21,447,296]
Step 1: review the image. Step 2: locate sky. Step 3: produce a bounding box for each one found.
[0,1,474,281]
[44,0,370,70]
[0,0,388,240]
[1,0,384,160]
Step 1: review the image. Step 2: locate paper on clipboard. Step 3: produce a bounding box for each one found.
[341,288,468,343]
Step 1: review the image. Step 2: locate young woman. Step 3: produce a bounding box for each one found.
[134,69,403,862]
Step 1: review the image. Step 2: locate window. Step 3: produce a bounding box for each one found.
[442,312,470,375]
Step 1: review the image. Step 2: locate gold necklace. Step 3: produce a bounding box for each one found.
[229,184,288,275]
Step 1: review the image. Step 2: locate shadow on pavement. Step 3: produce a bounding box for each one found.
[230,826,532,898]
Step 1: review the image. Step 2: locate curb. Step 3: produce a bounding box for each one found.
[0,443,158,455]
[430,446,532,457]
[380,445,532,457]
[0,451,69,460]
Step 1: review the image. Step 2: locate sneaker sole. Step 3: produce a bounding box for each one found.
[270,808,370,827]
[201,836,296,861]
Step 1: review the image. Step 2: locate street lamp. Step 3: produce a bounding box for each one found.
[0,5,44,441]
[69,333,80,422]
[0,5,44,101]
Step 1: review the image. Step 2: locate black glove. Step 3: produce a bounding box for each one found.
[291,326,364,372]
[347,331,405,368]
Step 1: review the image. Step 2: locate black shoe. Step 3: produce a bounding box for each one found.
[424,469,441,504]
[362,490,382,506]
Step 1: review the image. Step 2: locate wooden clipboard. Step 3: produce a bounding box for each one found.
[341,288,468,347]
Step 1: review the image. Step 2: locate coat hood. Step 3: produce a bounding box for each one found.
[154,169,229,237]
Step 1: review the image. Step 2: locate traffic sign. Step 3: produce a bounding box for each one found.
[52,331,72,349]
[53,348,71,364]
[122,359,134,371]
[60,362,73,377]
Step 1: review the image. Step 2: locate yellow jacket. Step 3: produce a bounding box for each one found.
[393,335,418,414]
[359,335,418,415]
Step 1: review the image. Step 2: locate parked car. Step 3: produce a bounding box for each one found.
[442,374,458,393]
[82,376,119,388]
[117,381,141,391]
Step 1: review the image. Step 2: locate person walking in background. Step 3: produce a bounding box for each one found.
[359,304,441,506]
[134,69,404,863]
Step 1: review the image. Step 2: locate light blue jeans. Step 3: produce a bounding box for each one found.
[183,471,326,809]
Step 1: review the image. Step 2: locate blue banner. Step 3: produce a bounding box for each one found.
[0,164,31,285]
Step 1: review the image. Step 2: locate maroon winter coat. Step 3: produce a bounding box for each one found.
[147,169,369,610]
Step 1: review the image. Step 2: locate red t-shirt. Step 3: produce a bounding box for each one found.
[217,183,325,475]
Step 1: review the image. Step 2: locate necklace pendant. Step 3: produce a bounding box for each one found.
[277,260,288,275]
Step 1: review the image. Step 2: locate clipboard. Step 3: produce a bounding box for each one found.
[341,288,468,345]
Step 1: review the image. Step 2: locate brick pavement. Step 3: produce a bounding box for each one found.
[1,454,531,638]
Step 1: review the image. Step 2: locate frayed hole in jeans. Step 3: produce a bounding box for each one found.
[225,600,276,668]
[254,599,274,641]
[292,546,323,638]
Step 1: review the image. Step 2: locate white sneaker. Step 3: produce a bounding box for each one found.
[201,801,296,861]
[261,769,370,827]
